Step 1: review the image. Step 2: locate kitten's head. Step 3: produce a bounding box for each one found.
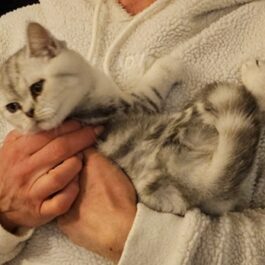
[0,22,90,133]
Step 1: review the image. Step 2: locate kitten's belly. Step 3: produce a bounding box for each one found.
[98,118,158,183]
[97,111,256,215]
[97,115,217,198]
[97,116,219,214]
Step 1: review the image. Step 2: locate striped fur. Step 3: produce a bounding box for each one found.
[0,22,264,215]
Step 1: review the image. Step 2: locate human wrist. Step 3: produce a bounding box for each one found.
[108,206,137,263]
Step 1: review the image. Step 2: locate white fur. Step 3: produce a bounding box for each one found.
[208,84,239,107]
[241,59,265,110]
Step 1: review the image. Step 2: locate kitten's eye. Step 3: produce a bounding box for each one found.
[30,79,45,99]
[256,59,260,67]
[6,102,21,113]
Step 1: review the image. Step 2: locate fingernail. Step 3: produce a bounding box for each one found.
[94,126,104,136]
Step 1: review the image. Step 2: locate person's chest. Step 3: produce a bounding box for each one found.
[42,0,199,90]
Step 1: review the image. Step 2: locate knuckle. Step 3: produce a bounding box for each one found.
[6,148,29,167]
[25,190,39,206]
[7,167,26,187]
[49,172,65,188]
[10,145,19,156]
[25,199,40,218]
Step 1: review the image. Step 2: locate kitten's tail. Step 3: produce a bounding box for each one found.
[203,83,260,196]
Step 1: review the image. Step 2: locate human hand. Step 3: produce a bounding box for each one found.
[0,121,102,233]
[58,148,137,263]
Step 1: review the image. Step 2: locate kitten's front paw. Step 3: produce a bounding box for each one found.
[241,59,259,76]
[241,59,265,110]
[143,56,184,90]
[241,59,265,85]
[137,56,184,94]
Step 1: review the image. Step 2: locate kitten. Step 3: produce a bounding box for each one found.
[0,22,263,215]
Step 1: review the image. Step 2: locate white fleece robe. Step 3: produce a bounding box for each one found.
[1,0,265,264]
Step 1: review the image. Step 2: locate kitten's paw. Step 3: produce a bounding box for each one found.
[241,59,265,84]
[140,187,189,215]
[136,56,185,100]
[146,57,183,88]
[241,59,260,78]
[241,59,265,110]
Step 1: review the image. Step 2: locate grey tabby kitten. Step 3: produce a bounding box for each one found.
[0,22,264,215]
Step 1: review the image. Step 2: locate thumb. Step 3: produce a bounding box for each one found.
[81,147,108,186]
[83,147,104,165]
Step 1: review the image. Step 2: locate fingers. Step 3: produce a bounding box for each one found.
[83,148,119,177]
[3,130,22,144]
[28,126,102,175]
[83,147,102,163]
[31,155,83,199]
[81,148,117,185]
[19,120,83,155]
[2,121,82,159]
[81,148,110,185]
[40,178,79,219]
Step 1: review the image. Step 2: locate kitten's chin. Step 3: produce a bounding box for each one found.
[10,121,40,134]
[18,125,41,134]
[37,119,63,131]
[17,120,64,133]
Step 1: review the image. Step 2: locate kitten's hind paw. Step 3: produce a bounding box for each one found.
[139,185,189,215]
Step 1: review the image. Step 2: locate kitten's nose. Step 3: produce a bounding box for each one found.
[25,108,35,118]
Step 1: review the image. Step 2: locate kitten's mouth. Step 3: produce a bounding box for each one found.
[34,102,72,131]
[34,106,64,131]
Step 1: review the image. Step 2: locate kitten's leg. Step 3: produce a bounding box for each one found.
[196,83,260,197]
[77,57,184,123]
[83,55,183,118]
[132,55,185,112]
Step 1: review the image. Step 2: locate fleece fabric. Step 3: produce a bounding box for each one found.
[0,0,265,264]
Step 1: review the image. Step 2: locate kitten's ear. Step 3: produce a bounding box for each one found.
[27,22,66,58]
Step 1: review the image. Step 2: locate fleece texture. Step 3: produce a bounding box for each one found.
[0,0,265,264]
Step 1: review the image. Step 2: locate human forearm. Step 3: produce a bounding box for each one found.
[58,148,137,263]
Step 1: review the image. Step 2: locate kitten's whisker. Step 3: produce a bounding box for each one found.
[36,107,55,120]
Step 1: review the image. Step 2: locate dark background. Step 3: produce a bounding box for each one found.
[0,0,39,16]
